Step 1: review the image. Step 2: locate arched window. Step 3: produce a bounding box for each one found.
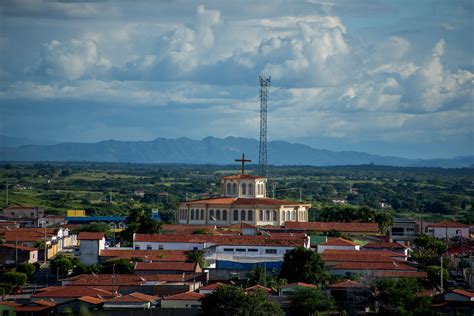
[249,183,254,195]
[292,210,296,221]
[216,209,221,220]
[247,210,253,221]
[191,209,195,220]
[226,183,232,195]
[273,210,277,221]
[241,210,246,221]
[257,184,261,195]
[232,183,237,195]
[266,210,270,221]
[210,209,214,221]
[259,210,264,221]
[242,183,247,195]
[185,209,188,219]
[201,209,205,220]
[223,210,227,221]
[233,210,239,221]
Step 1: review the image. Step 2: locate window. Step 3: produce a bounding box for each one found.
[242,183,247,195]
[292,211,296,221]
[193,247,198,251]
[223,248,234,252]
[285,249,292,253]
[216,209,221,220]
[233,210,239,221]
[235,248,246,252]
[159,245,164,250]
[135,246,140,250]
[249,183,254,195]
[147,245,152,250]
[259,210,264,221]
[227,182,232,195]
[265,249,277,254]
[272,210,277,221]
[210,209,214,220]
[222,210,227,221]
[191,209,195,220]
[232,183,238,195]
[247,210,253,221]
[241,210,246,221]
[257,184,261,195]
[247,248,258,252]
[201,209,205,220]
[456,229,462,234]
[266,210,270,221]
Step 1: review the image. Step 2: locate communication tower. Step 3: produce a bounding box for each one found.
[258,75,270,178]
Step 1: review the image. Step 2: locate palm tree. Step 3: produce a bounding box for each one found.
[186,250,206,268]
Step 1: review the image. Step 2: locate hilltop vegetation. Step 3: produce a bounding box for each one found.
[0,162,473,223]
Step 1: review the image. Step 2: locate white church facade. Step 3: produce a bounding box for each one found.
[178,156,310,226]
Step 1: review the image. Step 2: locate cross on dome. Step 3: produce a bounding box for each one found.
[235,154,252,175]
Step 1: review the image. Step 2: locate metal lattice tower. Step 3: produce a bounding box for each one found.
[258,75,270,178]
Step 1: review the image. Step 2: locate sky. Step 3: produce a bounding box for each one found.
[0,0,472,159]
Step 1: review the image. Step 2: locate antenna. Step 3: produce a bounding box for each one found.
[259,76,270,178]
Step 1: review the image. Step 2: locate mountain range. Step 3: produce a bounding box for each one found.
[0,135,472,168]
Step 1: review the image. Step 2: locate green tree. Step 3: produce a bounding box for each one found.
[325,229,342,237]
[288,287,335,315]
[375,211,394,234]
[200,285,283,316]
[412,234,448,268]
[121,209,163,243]
[76,222,111,234]
[186,250,206,269]
[3,271,27,286]
[279,247,329,284]
[100,258,136,274]
[247,265,266,286]
[426,265,448,287]
[49,254,73,278]
[376,278,432,316]
[16,263,37,277]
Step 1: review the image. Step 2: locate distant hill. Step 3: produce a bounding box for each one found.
[0,135,60,148]
[0,136,472,168]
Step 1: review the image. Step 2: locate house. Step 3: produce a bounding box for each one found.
[42,215,66,227]
[329,261,420,278]
[198,282,227,295]
[31,286,113,304]
[282,221,379,236]
[317,238,360,253]
[323,249,407,262]
[322,250,407,267]
[426,221,470,239]
[160,291,204,309]
[0,301,19,316]
[0,206,44,227]
[78,232,106,265]
[362,242,410,257]
[280,282,317,296]
[134,262,201,275]
[103,292,158,310]
[431,289,474,315]
[15,300,57,315]
[0,244,38,266]
[55,296,104,314]
[390,218,417,245]
[99,249,188,262]
[244,284,272,294]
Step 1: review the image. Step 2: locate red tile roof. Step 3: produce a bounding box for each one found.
[429,221,469,228]
[331,262,416,271]
[323,249,407,258]
[183,197,307,206]
[222,174,261,180]
[320,238,359,246]
[163,291,204,301]
[322,252,404,263]
[100,249,188,262]
[134,233,307,247]
[281,282,317,289]
[63,273,202,285]
[284,222,379,233]
[329,280,368,289]
[363,242,407,250]
[245,285,272,293]
[78,232,105,240]
[0,243,37,252]
[0,301,20,307]
[78,296,105,304]
[3,228,57,242]
[199,282,227,291]
[31,286,113,298]
[452,289,474,298]
[134,262,197,272]
[373,271,428,278]
[105,292,157,303]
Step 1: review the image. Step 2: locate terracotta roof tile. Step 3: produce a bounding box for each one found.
[320,238,359,246]
[183,197,307,206]
[284,221,379,233]
[32,286,113,298]
[199,282,227,291]
[100,249,187,262]
[0,301,20,307]
[78,296,105,304]
[78,232,105,240]
[322,253,404,263]
[105,292,157,303]
[452,289,474,298]
[429,221,469,228]
[323,249,407,258]
[331,262,416,271]
[281,282,317,289]
[63,273,203,285]
[222,174,261,180]
[363,242,407,250]
[244,284,272,293]
[134,262,197,272]
[163,291,204,300]
[373,271,427,278]
[0,243,37,252]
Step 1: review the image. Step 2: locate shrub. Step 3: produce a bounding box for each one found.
[3,271,27,286]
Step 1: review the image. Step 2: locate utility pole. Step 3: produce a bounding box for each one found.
[5,182,12,207]
[440,256,444,293]
[112,263,116,296]
[15,233,18,269]
[272,183,277,199]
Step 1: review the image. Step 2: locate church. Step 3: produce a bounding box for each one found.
[178,155,310,226]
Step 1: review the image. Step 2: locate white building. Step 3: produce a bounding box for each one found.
[317,238,360,253]
[177,159,310,226]
[78,232,106,265]
[426,221,470,239]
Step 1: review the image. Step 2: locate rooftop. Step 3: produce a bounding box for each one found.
[31,286,113,298]
[428,220,469,228]
[363,242,408,250]
[222,174,261,180]
[451,289,474,298]
[373,271,428,278]
[329,280,368,289]
[100,249,188,262]
[183,197,307,206]
[0,243,37,252]
[63,273,204,285]
[134,262,197,272]
[105,292,157,303]
[281,282,317,289]
[284,221,379,233]
[199,282,227,291]
[331,262,417,271]
[320,238,359,247]
[244,284,272,293]
[78,232,106,240]
[163,291,204,301]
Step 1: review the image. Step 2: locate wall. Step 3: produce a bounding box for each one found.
[79,238,104,265]
[134,241,204,251]
[317,245,359,253]
[430,227,469,239]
